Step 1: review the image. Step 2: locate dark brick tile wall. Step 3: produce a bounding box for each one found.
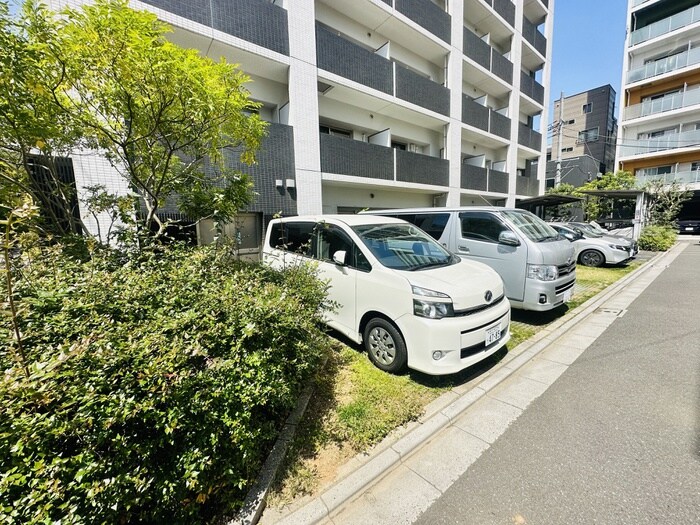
[316,25,393,94]
[141,0,212,27]
[461,164,488,191]
[464,28,490,70]
[396,66,450,116]
[463,96,489,131]
[396,150,449,186]
[395,0,451,44]
[492,0,515,27]
[489,110,511,139]
[488,169,509,193]
[491,50,513,84]
[320,134,394,180]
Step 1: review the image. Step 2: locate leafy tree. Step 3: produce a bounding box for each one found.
[579,170,636,221]
[0,1,85,236]
[544,183,583,220]
[642,178,691,227]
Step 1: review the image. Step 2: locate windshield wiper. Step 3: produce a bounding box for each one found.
[409,260,450,271]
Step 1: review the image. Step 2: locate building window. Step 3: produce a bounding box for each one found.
[320,124,352,138]
[561,147,574,152]
[582,103,592,114]
[578,127,599,142]
[566,119,575,124]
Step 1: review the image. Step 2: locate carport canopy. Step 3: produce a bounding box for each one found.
[578,189,646,239]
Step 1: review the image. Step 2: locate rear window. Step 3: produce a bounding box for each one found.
[268,222,314,255]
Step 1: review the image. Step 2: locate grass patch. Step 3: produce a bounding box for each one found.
[266,260,646,510]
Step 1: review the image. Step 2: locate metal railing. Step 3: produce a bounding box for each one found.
[636,170,700,186]
[630,5,700,46]
[624,88,700,120]
[619,128,700,157]
[627,46,700,83]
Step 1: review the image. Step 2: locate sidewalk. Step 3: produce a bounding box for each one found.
[254,241,692,525]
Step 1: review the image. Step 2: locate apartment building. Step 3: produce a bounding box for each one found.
[617,0,700,209]
[55,0,553,246]
[548,85,618,188]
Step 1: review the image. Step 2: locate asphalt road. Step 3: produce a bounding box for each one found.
[415,241,700,525]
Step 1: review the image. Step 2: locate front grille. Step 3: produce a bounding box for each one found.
[558,262,576,277]
[556,279,575,295]
[460,322,509,359]
[454,293,505,317]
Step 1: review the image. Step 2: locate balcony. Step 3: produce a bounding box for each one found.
[462,96,511,140]
[630,5,700,46]
[320,134,393,180]
[636,169,700,186]
[624,88,700,120]
[316,25,392,94]
[522,17,547,57]
[461,164,509,193]
[516,174,539,196]
[619,128,700,157]
[491,0,516,28]
[463,27,513,84]
[627,46,700,84]
[396,149,449,186]
[395,65,450,116]
[394,0,451,44]
[518,123,542,151]
[520,72,544,105]
[140,0,291,55]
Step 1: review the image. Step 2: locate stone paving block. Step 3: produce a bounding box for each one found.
[329,465,441,525]
[488,375,552,410]
[391,413,450,459]
[440,386,487,421]
[517,358,569,386]
[539,342,587,365]
[554,333,597,350]
[404,426,490,492]
[473,365,515,392]
[453,395,523,444]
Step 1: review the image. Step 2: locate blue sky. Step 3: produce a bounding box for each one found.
[549,0,628,120]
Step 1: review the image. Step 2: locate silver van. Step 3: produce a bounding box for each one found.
[363,207,576,311]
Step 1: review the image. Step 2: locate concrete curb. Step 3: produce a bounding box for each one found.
[245,246,682,525]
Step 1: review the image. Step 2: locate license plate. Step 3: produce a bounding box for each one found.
[685,227,694,231]
[563,289,573,303]
[485,325,501,346]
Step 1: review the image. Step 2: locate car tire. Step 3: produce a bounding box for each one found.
[579,249,605,267]
[363,318,407,374]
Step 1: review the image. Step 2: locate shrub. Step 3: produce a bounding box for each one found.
[637,224,677,251]
[0,243,328,523]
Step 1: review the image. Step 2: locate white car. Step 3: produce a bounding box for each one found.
[264,215,511,376]
[564,221,638,254]
[548,223,635,267]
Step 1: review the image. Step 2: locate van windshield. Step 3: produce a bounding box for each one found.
[502,211,560,242]
[353,223,457,271]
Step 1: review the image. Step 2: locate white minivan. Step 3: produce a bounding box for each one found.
[263,215,511,376]
[363,207,576,311]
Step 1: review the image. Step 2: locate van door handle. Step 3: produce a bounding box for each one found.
[458,245,469,252]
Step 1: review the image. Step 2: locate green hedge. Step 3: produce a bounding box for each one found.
[0,244,328,523]
[638,224,677,251]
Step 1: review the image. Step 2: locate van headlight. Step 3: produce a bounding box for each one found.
[411,286,454,319]
[526,264,558,281]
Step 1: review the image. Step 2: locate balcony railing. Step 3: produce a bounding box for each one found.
[396,149,449,186]
[491,0,515,28]
[619,128,700,157]
[636,170,700,186]
[395,65,450,116]
[628,46,700,83]
[632,0,654,6]
[520,72,544,105]
[463,27,514,84]
[140,0,290,55]
[462,96,511,139]
[393,0,451,43]
[518,123,542,151]
[316,25,392,94]
[460,164,509,193]
[624,88,700,120]
[630,5,700,46]
[522,17,547,57]
[516,175,539,196]
[320,133,394,180]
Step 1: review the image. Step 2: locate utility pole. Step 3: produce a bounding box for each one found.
[555,91,564,187]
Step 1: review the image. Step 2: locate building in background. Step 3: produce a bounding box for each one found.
[547,84,618,189]
[617,0,700,220]
[51,0,554,248]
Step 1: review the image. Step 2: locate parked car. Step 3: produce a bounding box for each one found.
[263,215,511,376]
[548,223,635,267]
[678,218,700,234]
[565,221,636,249]
[362,207,576,311]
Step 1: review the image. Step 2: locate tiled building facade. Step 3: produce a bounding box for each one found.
[53,0,554,245]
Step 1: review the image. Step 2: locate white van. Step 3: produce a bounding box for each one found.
[263,215,511,376]
[363,207,576,311]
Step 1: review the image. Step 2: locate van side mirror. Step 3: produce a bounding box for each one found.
[332,250,347,266]
[498,231,520,246]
